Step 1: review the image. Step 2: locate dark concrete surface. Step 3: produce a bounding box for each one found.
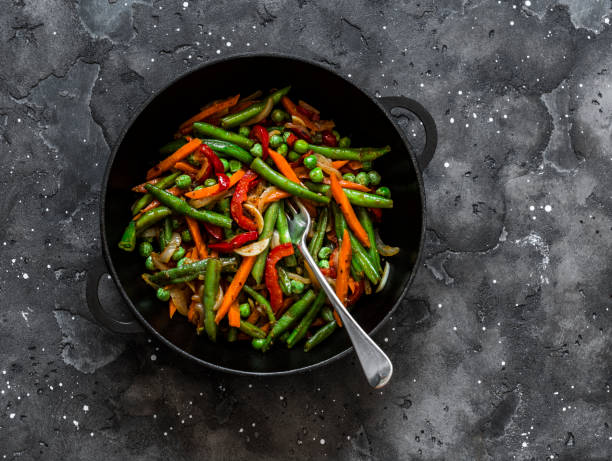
[1,0,611,459]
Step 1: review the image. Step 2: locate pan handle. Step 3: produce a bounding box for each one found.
[381,96,437,170]
[86,256,143,334]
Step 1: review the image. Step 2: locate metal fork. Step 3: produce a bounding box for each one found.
[285,199,393,388]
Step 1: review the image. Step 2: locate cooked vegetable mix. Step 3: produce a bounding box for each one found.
[119,87,398,351]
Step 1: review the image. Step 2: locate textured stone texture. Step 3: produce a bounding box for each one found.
[1,1,611,459]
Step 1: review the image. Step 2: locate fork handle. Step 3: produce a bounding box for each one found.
[298,242,393,388]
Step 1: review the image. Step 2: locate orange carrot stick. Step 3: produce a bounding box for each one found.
[334,228,352,327]
[185,170,245,199]
[268,149,301,184]
[331,160,349,169]
[179,94,240,133]
[186,217,207,259]
[228,301,241,328]
[174,162,199,175]
[347,161,363,170]
[259,188,291,208]
[146,138,202,180]
[322,178,370,192]
[215,256,256,324]
[329,174,370,248]
[169,299,177,319]
[282,96,318,131]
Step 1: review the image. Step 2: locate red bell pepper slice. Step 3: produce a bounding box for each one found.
[200,144,230,190]
[208,231,259,252]
[322,130,338,147]
[320,267,337,279]
[250,125,269,160]
[230,170,259,231]
[265,243,295,312]
[285,132,298,148]
[369,207,382,222]
[203,222,224,241]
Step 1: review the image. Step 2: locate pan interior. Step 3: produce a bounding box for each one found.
[104,55,423,374]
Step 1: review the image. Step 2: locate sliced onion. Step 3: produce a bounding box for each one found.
[243,97,273,126]
[270,230,281,249]
[159,232,181,263]
[376,262,390,293]
[189,188,232,209]
[234,237,270,257]
[140,227,158,238]
[325,277,336,289]
[258,186,281,213]
[375,230,400,257]
[212,286,224,311]
[150,252,170,271]
[291,114,307,127]
[285,272,311,284]
[243,202,264,234]
[314,154,341,178]
[169,285,190,316]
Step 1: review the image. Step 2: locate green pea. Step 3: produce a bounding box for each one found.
[229,159,241,173]
[294,139,308,154]
[220,158,229,172]
[376,186,391,198]
[181,229,192,242]
[239,303,251,318]
[287,150,300,162]
[277,143,288,156]
[271,109,287,123]
[290,279,305,294]
[251,338,266,350]
[145,255,155,271]
[303,154,318,170]
[204,178,217,187]
[309,167,324,183]
[342,173,356,182]
[355,172,369,186]
[239,126,251,137]
[318,246,332,259]
[250,143,263,157]
[332,130,341,141]
[269,134,283,148]
[172,246,186,261]
[367,170,381,186]
[139,241,153,258]
[177,257,192,268]
[361,161,372,171]
[338,137,351,148]
[156,287,170,302]
[171,218,181,230]
[193,185,204,191]
[176,174,192,188]
[318,259,329,268]
[186,154,200,167]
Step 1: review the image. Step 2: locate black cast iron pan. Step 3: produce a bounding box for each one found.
[86,53,437,376]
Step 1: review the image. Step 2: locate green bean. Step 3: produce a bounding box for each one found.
[159,138,187,155]
[279,331,291,342]
[203,258,220,342]
[321,306,334,323]
[227,327,238,342]
[118,221,136,252]
[251,201,280,284]
[134,206,173,234]
[307,208,328,264]
[242,285,276,324]
[239,321,267,339]
[145,184,232,228]
[199,139,253,164]
[286,290,326,348]
[220,86,291,128]
[261,290,316,351]
[159,217,172,251]
[304,321,337,352]
[304,182,331,195]
[193,123,254,150]
[343,189,393,209]
[305,143,391,162]
[131,171,180,216]
[216,197,235,240]
[358,207,382,274]
[276,202,297,266]
[250,158,330,204]
[148,256,238,284]
[277,266,293,296]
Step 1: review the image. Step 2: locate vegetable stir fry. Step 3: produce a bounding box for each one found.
[119,87,399,352]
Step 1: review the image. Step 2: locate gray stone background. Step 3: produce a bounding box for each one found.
[1,0,611,459]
